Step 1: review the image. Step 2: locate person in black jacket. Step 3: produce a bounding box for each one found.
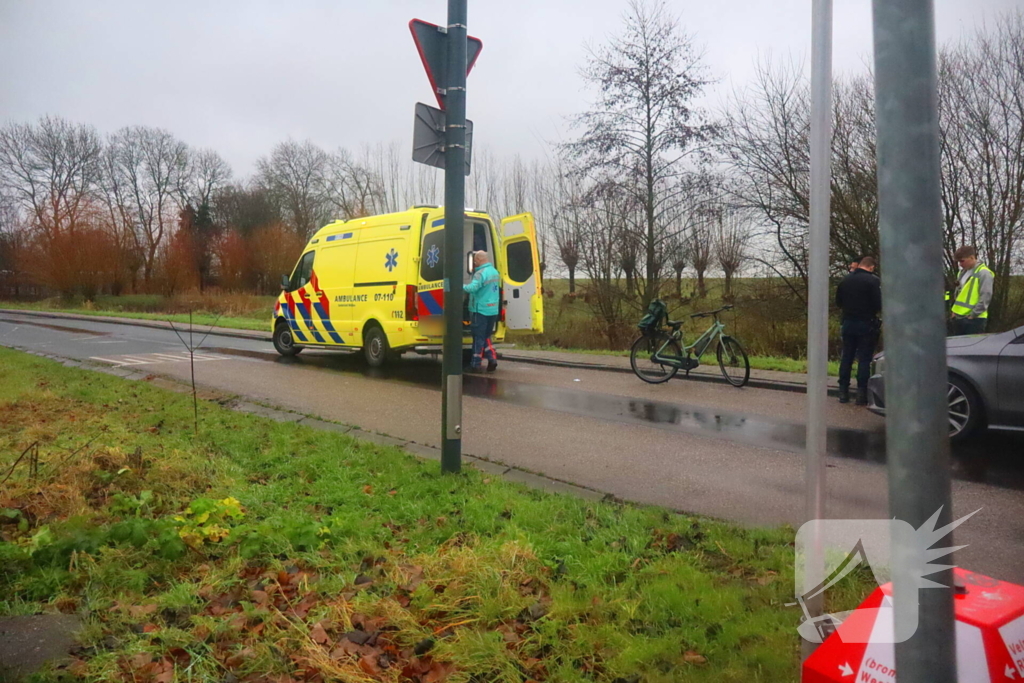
[835,256,882,405]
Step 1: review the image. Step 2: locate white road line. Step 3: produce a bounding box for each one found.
[89,356,130,367]
[118,356,160,365]
[150,353,188,362]
[88,352,235,367]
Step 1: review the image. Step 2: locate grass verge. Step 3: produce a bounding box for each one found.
[509,342,842,377]
[0,348,876,682]
[0,301,266,333]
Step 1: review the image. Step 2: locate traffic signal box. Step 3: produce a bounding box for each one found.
[803,568,1024,682]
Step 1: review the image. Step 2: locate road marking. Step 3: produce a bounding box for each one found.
[150,353,188,362]
[119,356,158,364]
[89,352,233,367]
[89,356,144,367]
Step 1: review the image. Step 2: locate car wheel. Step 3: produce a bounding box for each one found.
[948,375,982,441]
[273,321,303,356]
[363,325,390,367]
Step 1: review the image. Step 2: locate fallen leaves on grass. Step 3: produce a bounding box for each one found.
[119,653,176,683]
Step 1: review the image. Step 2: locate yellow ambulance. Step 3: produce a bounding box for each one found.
[272,206,543,366]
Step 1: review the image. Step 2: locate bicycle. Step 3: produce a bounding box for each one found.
[630,304,750,387]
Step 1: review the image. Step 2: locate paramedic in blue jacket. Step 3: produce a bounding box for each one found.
[464,250,500,372]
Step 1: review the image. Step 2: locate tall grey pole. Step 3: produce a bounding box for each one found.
[441,0,468,473]
[872,0,956,679]
[802,0,831,661]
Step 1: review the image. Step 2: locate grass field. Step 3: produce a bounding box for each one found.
[0,293,273,333]
[508,276,843,375]
[0,348,876,682]
[507,343,842,377]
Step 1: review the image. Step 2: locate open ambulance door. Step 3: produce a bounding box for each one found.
[499,213,544,333]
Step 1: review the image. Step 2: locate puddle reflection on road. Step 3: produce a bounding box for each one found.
[204,346,1024,491]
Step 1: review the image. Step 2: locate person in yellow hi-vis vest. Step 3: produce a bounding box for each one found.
[949,245,994,336]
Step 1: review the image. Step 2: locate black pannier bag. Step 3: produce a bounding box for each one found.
[637,298,668,332]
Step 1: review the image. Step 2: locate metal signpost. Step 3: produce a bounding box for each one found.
[409,4,481,474]
[871,0,957,678]
[803,0,832,662]
[412,102,474,172]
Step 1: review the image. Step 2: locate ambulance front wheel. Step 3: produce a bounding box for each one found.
[273,322,303,357]
[363,325,390,367]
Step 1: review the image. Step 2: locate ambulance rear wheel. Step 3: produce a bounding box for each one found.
[273,322,303,357]
[363,325,390,367]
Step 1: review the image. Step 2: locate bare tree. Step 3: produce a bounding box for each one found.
[106,126,191,286]
[255,140,332,239]
[0,117,103,296]
[689,215,713,299]
[0,117,102,237]
[720,60,809,298]
[548,160,586,293]
[577,181,630,345]
[98,145,143,293]
[326,148,386,220]
[526,158,558,275]
[184,149,232,209]
[938,11,1024,325]
[176,149,232,292]
[0,193,29,297]
[564,0,717,307]
[721,59,882,300]
[362,142,439,214]
[213,183,283,238]
[715,211,749,299]
[669,236,689,298]
[830,75,879,268]
[617,220,641,296]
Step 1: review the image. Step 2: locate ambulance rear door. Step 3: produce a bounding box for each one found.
[499,213,544,332]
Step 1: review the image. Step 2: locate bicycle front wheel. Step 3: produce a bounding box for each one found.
[717,336,750,387]
[630,332,681,384]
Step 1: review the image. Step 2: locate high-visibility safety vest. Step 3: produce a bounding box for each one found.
[950,263,994,318]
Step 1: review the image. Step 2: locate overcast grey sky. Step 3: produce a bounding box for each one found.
[1,0,1016,179]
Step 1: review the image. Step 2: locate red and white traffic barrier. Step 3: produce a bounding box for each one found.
[804,568,1024,682]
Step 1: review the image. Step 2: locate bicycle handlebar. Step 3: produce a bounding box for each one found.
[690,304,734,319]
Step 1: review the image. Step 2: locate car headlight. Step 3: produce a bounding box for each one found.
[871,353,885,376]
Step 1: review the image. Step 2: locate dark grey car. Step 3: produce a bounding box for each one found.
[867,324,1024,439]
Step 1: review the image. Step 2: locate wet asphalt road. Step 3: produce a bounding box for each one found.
[1,312,1022,582]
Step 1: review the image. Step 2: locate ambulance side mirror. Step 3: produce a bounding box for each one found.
[280,274,290,291]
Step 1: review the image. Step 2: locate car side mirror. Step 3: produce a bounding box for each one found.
[280,274,291,291]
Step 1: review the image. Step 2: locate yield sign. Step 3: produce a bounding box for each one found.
[409,18,483,110]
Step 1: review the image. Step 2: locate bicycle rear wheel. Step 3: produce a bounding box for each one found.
[630,332,681,384]
[717,335,750,387]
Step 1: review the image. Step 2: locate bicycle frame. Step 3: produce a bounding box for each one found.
[650,317,727,368]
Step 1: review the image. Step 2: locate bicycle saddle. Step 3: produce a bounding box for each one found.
[667,320,684,329]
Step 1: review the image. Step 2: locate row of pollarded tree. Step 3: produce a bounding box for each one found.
[547,1,1024,343]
